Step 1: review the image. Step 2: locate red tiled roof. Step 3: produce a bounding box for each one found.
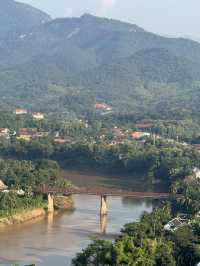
[193,144,200,150]
[135,123,154,129]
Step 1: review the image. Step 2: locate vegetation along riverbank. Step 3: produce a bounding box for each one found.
[0,159,73,227]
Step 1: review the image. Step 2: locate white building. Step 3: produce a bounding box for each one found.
[32,112,44,120]
[0,128,10,139]
[164,217,189,232]
[192,167,200,179]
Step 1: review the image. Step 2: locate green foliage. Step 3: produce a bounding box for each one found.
[171,179,200,215]
[0,191,44,217]
[152,119,200,142]
[72,240,114,266]
[0,159,71,218]
[72,204,200,266]
[0,159,71,190]
[0,133,199,190]
[122,205,171,240]
[72,207,176,266]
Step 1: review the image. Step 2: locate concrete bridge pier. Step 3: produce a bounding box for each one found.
[48,193,54,213]
[100,214,107,234]
[100,195,108,216]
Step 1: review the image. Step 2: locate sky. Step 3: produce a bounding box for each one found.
[19,0,200,41]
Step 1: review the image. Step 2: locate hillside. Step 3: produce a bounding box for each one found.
[1,2,200,119]
[0,0,51,40]
[66,48,200,116]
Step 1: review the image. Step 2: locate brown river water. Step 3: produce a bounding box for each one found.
[0,170,153,266]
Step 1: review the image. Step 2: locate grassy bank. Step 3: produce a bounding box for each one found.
[0,208,46,227]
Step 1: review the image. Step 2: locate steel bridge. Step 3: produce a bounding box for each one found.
[40,185,171,199]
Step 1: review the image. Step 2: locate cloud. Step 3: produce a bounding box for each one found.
[97,0,116,15]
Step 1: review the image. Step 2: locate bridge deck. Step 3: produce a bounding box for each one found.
[39,186,172,199]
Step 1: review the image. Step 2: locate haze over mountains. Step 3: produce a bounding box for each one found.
[0,0,50,40]
[1,0,200,119]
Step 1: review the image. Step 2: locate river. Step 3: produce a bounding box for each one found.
[0,170,153,266]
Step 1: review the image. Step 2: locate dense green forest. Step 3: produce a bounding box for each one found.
[0,159,70,190]
[1,1,200,119]
[0,136,199,190]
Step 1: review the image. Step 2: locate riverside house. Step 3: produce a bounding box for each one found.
[164,217,189,232]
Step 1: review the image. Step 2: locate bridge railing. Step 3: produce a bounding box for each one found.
[37,185,176,199]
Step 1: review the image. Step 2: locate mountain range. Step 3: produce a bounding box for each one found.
[1,0,200,119]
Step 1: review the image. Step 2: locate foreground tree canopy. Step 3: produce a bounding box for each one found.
[72,205,200,266]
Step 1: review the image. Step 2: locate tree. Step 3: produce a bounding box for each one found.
[72,240,114,266]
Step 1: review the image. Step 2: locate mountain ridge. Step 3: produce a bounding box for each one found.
[0,0,51,40]
[0,2,200,119]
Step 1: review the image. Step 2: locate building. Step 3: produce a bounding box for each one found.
[54,138,72,145]
[94,103,112,111]
[32,112,44,120]
[192,167,200,179]
[32,132,49,139]
[15,108,28,115]
[16,134,32,141]
[193,144,200,152]
[16,128,36,141]
[0,128,10,139]
[0,180,8,191]
[164,217,189,232]
[131,132,150,140]
[185,167,200,183]
[17,189,25,196]
[135,122,154,130]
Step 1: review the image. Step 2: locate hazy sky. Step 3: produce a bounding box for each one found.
[19,0,200,40]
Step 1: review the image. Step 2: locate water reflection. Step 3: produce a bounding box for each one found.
[122,197,153,208]
[47,212,54,225]
[63,169,166,192]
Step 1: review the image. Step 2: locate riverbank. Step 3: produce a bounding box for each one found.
[0,194,153,266]
[0,208,46,227]
[0,196,74,228]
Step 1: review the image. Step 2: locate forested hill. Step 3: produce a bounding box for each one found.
[0,0,51,40]
[1,2,200,119]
